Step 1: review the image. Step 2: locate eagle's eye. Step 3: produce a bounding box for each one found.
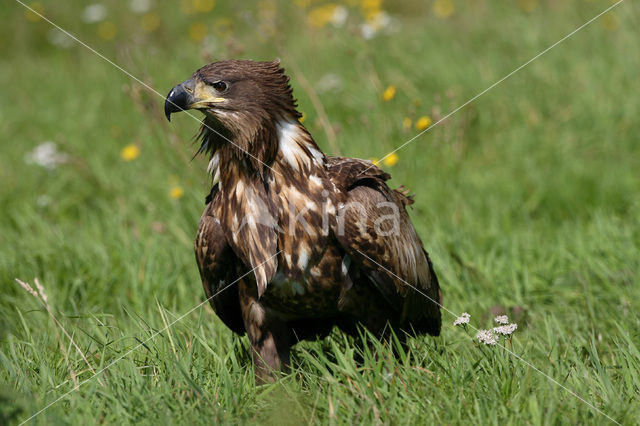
[212,81,227,92]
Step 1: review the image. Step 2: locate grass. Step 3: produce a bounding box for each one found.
[1,0,640,424]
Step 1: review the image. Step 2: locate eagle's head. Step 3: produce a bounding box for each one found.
[165,59,302,168]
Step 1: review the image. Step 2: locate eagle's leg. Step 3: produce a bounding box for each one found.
[239,280,291,384]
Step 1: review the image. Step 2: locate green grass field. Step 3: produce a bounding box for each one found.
[1,0,639,424]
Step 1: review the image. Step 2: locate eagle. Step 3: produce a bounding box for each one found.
[164,60,441,382]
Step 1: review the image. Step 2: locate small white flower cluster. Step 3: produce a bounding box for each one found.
[453,312,470,326]
[315,73,343,94]
[475,315,518,345]
[130,0,153,14]
[494,315,509,325]
[24,142,69,170]
[82,4,108,23]
[360,12,392,40]
[47,29,75,48]
[330,5,349,28]
[494,323,518,336]
[475,329,498,345]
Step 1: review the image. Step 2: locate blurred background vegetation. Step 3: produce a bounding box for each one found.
[1,0,639,424]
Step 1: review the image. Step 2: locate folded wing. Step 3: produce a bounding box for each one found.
[195,185,245,335]
[326,157,441,335]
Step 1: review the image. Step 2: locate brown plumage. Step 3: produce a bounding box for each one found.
[165,59,441,382]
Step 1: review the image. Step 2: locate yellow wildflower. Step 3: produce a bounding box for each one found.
[299,112,306,124]
[25,2,44,22]
[120,144,140,161]
[369,157,380,166]
[141,13,161,32]
[194,0,215,13]
[98,21,117,40]
[433,0,455,19]
[308,4,338,28]
[415,116,432,131]
[361,0,382,8]
[518,0,538,13]
[170,186,185,199]
[360,0,382,23]
[402,117,412,130]
[360,0,382,14]
[363,10,377,23]
[188,22,207,42]
[383,153,398,167]
[382,85,396,102]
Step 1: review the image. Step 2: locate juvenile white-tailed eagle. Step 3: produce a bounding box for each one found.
[165,60,441,382]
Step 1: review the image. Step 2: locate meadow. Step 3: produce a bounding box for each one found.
[1,0,639,424]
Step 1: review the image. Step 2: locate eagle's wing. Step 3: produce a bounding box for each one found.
[326,157,441,335]
[195,185,245,335]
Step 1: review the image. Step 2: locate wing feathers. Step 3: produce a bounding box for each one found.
[195,196,245,334]
[327,156,441,335]
[213,177,279,297]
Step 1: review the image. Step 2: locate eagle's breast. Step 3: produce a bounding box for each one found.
[257,120,347,317]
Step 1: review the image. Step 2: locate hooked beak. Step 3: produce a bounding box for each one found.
[164,78,194,121]
[164,78,226,121]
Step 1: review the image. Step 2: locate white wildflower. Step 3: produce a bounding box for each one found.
[37,195,52,207]
[24,142,69,170]
[360,23,377,40]
[369,11,391,30]
[82,4,107,23]
[330,5,348,27]
[453,312,470,326]
[129,0,153,14]
[476,329,497,345]
[360,11,392,40]
[47,29,74,48]
[493,323,518,336]
[494,315,509,325]
[315,73,343,94]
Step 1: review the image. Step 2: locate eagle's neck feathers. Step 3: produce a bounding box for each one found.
[206,118,326,189]
[274,120,325,174]
[205,117,332,297]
